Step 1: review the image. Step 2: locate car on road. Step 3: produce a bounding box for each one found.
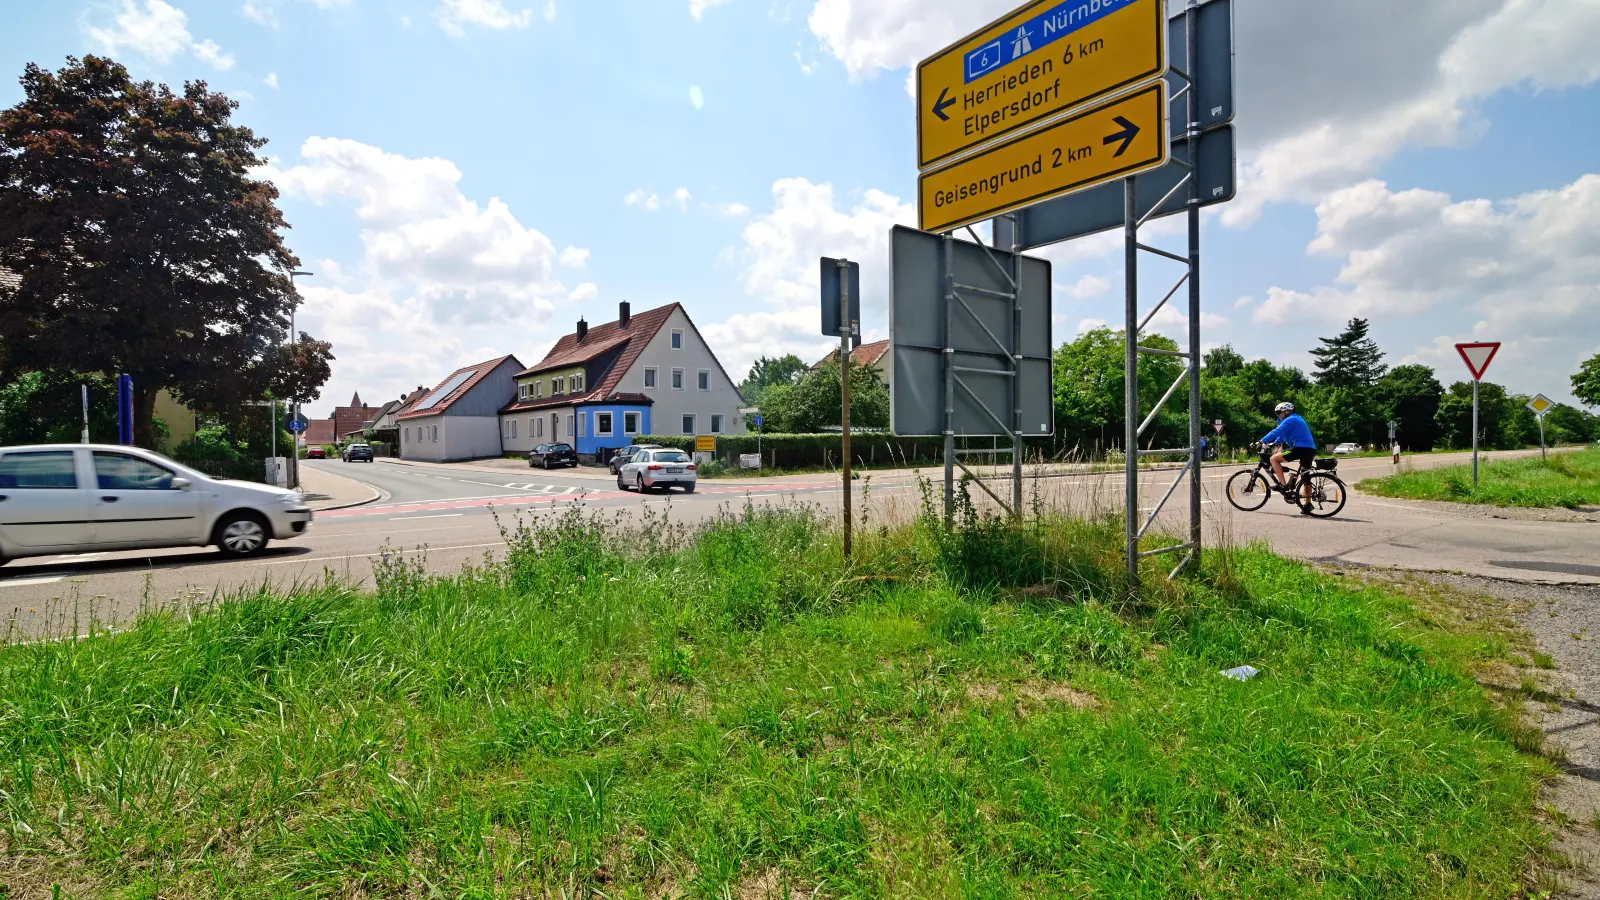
[618,448,697,493]
[1332,443,1362,455]
[306,446,326,459]
[342,443,374,463]
[0,444,312,567]
[607,443,661,475]
[528,442,578,469]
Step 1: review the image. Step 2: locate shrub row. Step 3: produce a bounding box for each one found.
[636,433,956,469]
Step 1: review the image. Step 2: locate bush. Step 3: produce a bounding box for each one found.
[637,433,949,470]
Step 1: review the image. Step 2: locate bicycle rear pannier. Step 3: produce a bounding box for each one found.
[1314,458,1338,470]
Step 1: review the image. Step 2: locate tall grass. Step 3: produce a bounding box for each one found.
[0,492,1550,897]
[1362,447,1600,508]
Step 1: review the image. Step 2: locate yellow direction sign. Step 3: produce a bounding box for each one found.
[1527,394,1556,416]
[695,435,717,452]
[919,81,1168,234]
[916,0,1167,170]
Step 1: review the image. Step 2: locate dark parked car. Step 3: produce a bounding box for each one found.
[528,442,578,469]
[607,443,661,475]
[343,443,374,462]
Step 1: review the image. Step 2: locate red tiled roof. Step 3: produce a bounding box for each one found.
[397,354,521,421]
[500,391,655,415]
[813,339,890,370]
[513,303,680,405]
[304,419,336,444]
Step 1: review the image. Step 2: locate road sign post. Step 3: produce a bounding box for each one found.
[1527,394,1555,460]
[1455,342,1501,485]
[116,374,134,446]
[916,0,1168,169]
[919,82,1170,234]
[835,259,854,558]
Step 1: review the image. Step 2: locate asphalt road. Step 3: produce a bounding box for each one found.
[4,449,1596,639]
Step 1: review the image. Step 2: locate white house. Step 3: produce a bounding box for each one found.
[397,355,523,462]
[499,302,746,461]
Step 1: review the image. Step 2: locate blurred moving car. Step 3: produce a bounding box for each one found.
[528,442,578,469]
[0,444,312,566]
[607,443,661,475]
[1332,443,1362,455]
[618,448,696,493]
[306,447,326,459]
[342,443,374,462]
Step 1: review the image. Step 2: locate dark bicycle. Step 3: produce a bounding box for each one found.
[1225,443,1348,518]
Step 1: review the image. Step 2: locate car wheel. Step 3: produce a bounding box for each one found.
[618,471,629,490]
[637,474,648,493]
[682,484,695,494]
[544,457,552,470]
[215,512,270,558]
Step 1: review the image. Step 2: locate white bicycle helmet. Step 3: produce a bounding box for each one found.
[1274,402,1295,414]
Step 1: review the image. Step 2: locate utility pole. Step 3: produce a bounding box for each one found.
[81,384,90,444]
[837,258,853,559]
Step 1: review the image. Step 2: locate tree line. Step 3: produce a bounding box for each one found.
[738,318,1600,455]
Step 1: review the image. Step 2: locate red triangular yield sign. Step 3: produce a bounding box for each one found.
[1455,342,1501,381]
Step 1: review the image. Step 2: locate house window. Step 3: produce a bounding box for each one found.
[711,414,724,434]
[510,419,518,439]
[536,381,543,398]
[404,427,410,443]
[554,377,565,395]
[431,425,438,442]
[697,370,710,391]
[644,367,657,389]
[670,329,683,350]
[577,412,587,437]
[596,412,613,435]
[671,368,684,391]
[566,414,575,438]
[536,417,544,438]
[682,414,695,435]
[572,373,584,392]
[624,411,640,435]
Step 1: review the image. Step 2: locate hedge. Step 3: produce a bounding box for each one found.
[636,433,959,469]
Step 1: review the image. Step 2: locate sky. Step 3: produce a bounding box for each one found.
[2,0,1598,416]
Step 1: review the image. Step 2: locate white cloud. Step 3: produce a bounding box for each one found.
[672,187,692,210]
[264,71,279,88]
[83,0,234,70]
[558,246,590,268]
[434,0,535,36]
[689,85,705,109]
[624,188,692,212]
[1075,318,1108,335]
[690,0,735,19]
[709,201,751,216]
[242,0,352,27]
[568,282,597,304]
[542,0,557,22]
[1259,175,1600,399]
[1057,274,1110,301]
[700,177,916,376]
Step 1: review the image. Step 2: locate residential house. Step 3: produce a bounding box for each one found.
[812,339,893,394]
[360,397,406,444]
[499,301,745,462]
[303,419,336,447]
[397,355,523,462]
[330,392,375,442]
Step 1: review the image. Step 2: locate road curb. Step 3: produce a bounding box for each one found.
[303,466,388,511]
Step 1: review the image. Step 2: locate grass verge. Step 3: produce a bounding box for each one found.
[0,495,1553,897]
[1360,447,1600,509]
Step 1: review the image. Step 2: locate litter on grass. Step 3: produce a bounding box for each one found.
[1221,665,1260,682]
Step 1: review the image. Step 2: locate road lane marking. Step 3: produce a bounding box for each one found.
[389,513,465,521]
[249,541,509,567]
[1,575,66,587]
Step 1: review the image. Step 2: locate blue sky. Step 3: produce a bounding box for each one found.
[3,0,1598,414]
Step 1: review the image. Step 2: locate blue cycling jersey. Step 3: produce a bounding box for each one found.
[1261,413,1316,450]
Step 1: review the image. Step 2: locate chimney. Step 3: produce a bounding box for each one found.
[576,317,588,342]
[618,301,631,328]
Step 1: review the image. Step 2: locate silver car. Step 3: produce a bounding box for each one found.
[618,448,697,493]
[0,444,313,566]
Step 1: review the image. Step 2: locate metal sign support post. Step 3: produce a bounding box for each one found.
[1123,0,1205,589]
[838,258,853,559]
[1472,379,1480,485]
[1538,413,1546,461]
[81,384,90,444]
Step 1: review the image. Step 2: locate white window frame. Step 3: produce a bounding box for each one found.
[577,412,587,437]
[697,369,710,391]
[624,411,640,435]
[536,381,543,398]
[572,373,584,392]
[566,414,575,439]
[643,367,657,390]
[596,412,614,435]
[670,329,684,350]
[554,376,565,395]
[431,425,439,442]
[711,414,723,434]
[671,368,684,391]
[536,417,544,438]
[681,414,696,435]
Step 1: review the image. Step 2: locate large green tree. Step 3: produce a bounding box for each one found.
[0,56,331,447]
[761,358,888,433]
[1310,318,1387,388]
[1376,364,1443,451]
[1051,328,1186,454]
[1574,351,1600,409]
[1435,381,1525,450]
[738,353,809,424]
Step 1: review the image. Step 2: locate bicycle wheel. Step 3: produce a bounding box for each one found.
[1226,469,1272,511]
[1300,472,1348,518]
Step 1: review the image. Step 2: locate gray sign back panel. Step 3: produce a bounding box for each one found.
[1164,0,1233,134]
[1013,125,1234,250]
[819,257,861,338]
[889,226,1053,437]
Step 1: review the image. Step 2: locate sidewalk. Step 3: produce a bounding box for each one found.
[299,464,383,510]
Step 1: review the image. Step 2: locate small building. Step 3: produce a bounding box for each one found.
[397,355,523,462]
[329,392,374,443]
[303,418,336,447]
[499,301,745,462]
[812,339,893,393]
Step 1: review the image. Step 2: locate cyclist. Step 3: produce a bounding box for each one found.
[1260,402,1317,510]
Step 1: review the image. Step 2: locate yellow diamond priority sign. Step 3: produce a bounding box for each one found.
[1527,394,1555,416]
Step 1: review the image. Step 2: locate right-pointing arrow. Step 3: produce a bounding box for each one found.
[1103,116,1140,157]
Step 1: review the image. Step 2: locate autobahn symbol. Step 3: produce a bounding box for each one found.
[916,0,1167,169]
[918,81,1169,234]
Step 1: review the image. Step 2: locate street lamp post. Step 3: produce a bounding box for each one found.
[288,270,313,490]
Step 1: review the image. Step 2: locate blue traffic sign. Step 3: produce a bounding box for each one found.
[754,414,764,428]
[288,419,306,433]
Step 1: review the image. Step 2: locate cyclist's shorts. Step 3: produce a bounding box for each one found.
[1283,447,1316,466]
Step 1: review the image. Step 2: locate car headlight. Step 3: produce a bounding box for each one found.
[276,493,304,506]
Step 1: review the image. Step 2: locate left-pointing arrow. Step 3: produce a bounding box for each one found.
[932,87,956,122]
[1102,116,1140,157]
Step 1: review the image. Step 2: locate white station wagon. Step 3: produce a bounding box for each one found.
[0,444,313,566]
